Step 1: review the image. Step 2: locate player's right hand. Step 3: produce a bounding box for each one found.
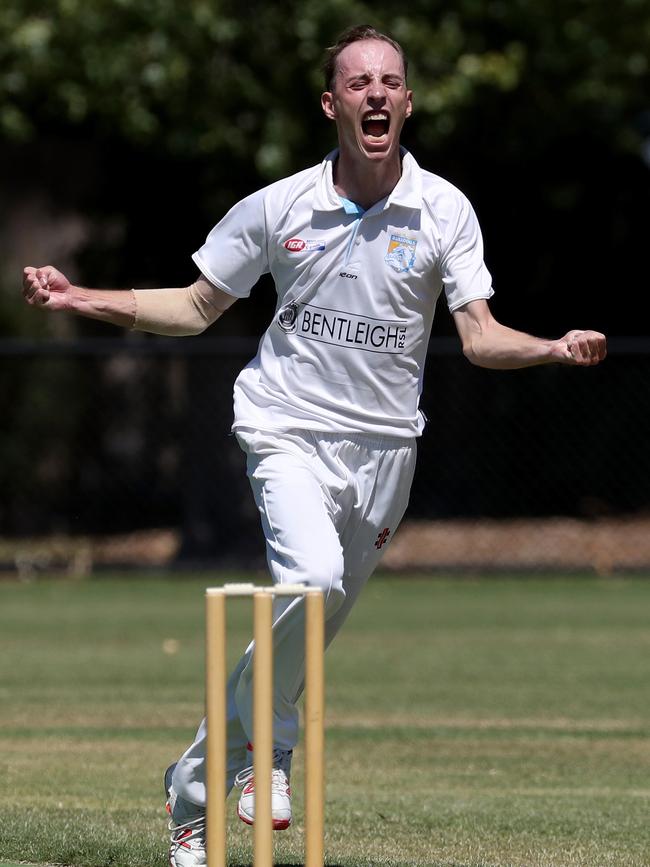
[22,266,72,311]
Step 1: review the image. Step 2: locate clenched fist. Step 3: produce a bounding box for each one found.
[22,266,73,311]
[557,329,607,366]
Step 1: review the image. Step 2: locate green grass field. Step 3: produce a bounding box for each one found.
[1,574,649,867]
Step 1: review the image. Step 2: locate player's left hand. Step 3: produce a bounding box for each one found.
[556,329,607,366]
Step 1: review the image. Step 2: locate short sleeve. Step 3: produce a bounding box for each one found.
[192,188,269,299]
[440,194,494,312]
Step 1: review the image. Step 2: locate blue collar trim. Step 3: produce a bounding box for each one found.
[339,195,366,216]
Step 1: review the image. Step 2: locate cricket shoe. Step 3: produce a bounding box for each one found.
[234,746,293,830]
[165,763,206,867]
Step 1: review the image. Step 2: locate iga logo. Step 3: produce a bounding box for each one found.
[284,238,306,252]
[283,238,326,253]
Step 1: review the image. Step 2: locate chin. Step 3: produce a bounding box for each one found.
[355,135,396,159]
[361,142,397,161]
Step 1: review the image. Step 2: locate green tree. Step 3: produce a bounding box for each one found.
[1,0,649,334]
[2,0,648,172]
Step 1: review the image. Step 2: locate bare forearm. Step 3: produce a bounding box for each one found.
[454,301,606,369]
[58,282,228,334]
[463,321,558,369]
[65,285,136,328]
[55,283,227,335]
[23,267,236,335]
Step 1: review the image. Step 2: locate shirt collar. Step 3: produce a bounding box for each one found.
[312,150,342,211]
[387,149,423,210]
[313,147,423,213]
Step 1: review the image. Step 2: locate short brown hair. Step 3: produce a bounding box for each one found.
[322,25,408,92]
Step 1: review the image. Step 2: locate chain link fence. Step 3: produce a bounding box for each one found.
[2,337,648,575]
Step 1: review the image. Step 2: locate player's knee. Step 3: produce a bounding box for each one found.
[304,553,345,615]
[274,548,345,615]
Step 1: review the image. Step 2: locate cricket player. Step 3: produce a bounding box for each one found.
[22,25,606,866]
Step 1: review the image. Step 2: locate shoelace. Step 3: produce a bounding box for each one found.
[233,765,254,789]
[234,765,289,794]
[169,811,206,845]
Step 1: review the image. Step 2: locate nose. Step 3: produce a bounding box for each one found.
[367,78,387,104]
[368,89,386,107]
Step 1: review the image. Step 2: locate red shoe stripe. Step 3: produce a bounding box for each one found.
[173,829,193,850]
[273,818,291,831]
[237,805,292,831]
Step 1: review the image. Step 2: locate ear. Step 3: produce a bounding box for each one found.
[321,91,337,121]
[405,89,413,120]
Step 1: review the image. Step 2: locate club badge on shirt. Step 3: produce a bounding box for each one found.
[385,234,417,273]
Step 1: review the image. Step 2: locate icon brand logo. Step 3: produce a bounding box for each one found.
[339,272,358,280]
[284,238,306,252]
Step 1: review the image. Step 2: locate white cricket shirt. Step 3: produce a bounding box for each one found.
[192,149,493,437]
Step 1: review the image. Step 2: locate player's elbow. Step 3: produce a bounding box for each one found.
[459,316,500,367]
[463,338,501,369]
[133,286,218,336]
[178,322,209,337]
[461,338,482,366]
[179,312,214,336]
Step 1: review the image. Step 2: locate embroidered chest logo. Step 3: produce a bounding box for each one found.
[277,302,300,333]
[375,527,391,549]
[283,238,326,253]
[385,234,417,273]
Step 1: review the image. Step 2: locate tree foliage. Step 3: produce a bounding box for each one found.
[1,0,649,337]
[2,0,649,174]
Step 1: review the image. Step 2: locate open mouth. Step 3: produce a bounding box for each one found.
[361,111,390,140]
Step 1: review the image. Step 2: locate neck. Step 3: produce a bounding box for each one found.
[333,148,402,210]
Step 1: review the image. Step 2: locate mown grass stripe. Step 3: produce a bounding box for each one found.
[1,574,649,867]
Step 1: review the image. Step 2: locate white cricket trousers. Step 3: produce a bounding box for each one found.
[172,428,416,806]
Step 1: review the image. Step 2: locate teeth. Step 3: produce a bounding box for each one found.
[365,113,388,121]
